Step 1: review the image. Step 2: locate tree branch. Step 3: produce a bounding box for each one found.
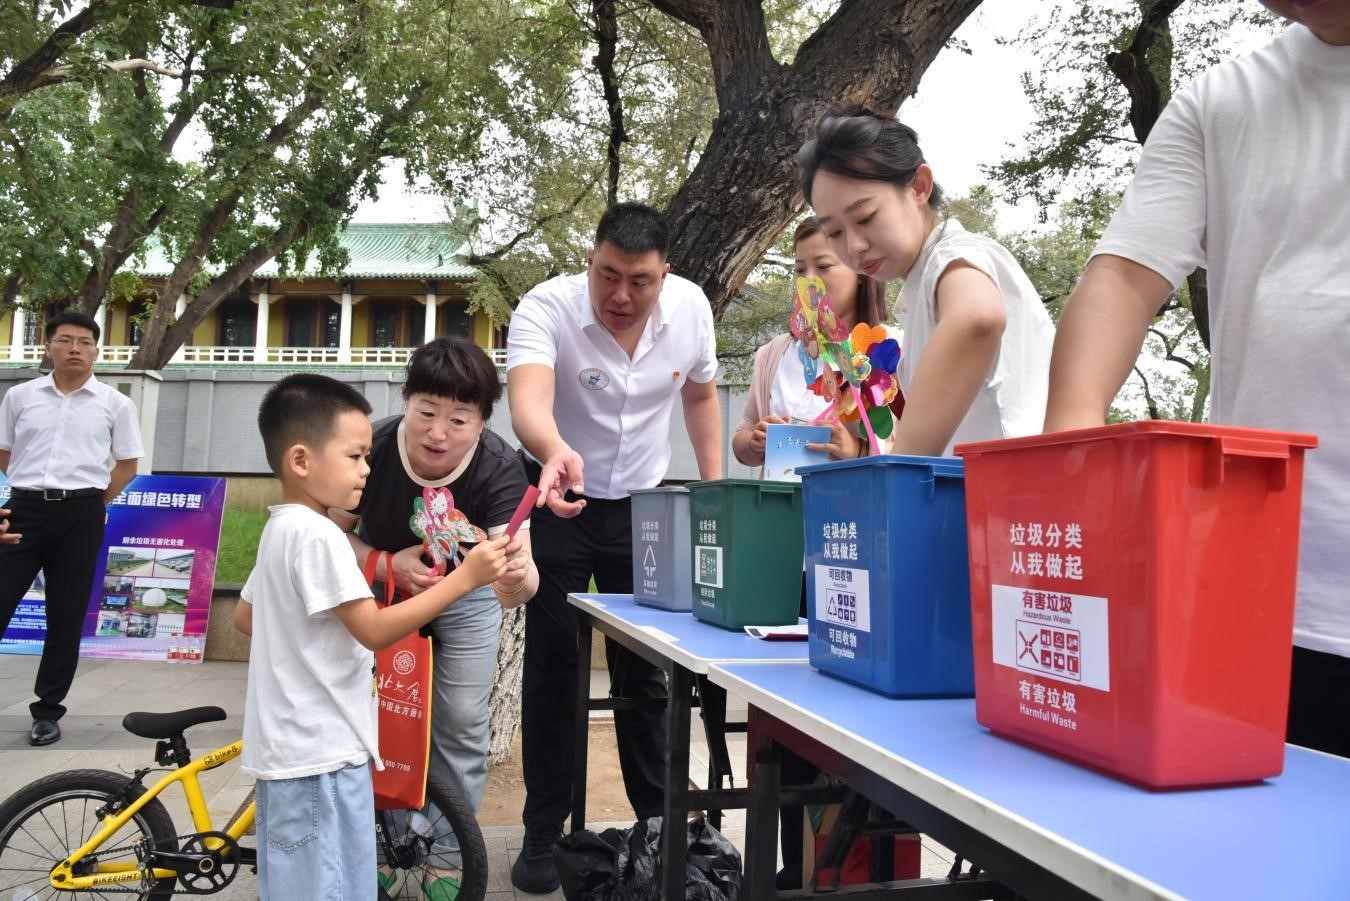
[466,170,604,266]
[0,0,114,120]
[1134,365,1162,420]
[1105,0,1184,144]
[132,82,435,368]
[648,0,776,108]
[591,0,626,206]
[1145,326,1196,371]
[28,58,185,91]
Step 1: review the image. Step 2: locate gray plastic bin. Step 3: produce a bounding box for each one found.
[630,487,694,611]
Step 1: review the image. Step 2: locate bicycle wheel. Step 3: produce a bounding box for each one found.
[0,769,180,900]
[376,773,487,901]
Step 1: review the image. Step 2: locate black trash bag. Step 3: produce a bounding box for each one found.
[684,815,742,901]
[554,817,659,901]
[554,826,626,900]
[555,816,741,901]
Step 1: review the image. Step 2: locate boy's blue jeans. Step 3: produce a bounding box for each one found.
[256,762,375,901]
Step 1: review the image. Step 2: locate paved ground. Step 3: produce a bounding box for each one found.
[0,654,956,898]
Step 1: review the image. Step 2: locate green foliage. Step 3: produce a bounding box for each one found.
[945,185,1001,239]
[940,184,1209,423]
[2,0,538,347]
[214,506,268,584]
[975,0,1276,421]
[985,0,1279,213]
[716,274,794,385]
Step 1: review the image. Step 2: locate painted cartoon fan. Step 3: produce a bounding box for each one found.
[790,275,901,454]
[409,486,486,576]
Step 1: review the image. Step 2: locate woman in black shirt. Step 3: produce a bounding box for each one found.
[333,337,535,887]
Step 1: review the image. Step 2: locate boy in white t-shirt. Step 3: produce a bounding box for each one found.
[235,374,510,900]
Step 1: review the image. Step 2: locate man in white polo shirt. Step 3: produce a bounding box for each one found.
[0,311,143,746]
[506,202,723,893]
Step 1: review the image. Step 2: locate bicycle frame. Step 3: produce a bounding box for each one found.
[47,740,255,892]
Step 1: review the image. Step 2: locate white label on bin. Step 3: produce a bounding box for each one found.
[694,545,723,588]
[815,565,871,633]
[991,584,1109,691]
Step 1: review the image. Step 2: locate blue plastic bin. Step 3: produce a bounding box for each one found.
[630,487,693,611]
[797,455,974,698]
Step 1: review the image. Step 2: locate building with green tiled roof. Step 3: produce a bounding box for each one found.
[2,223,498,367]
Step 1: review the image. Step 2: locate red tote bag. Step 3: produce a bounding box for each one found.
[363,551,434,811]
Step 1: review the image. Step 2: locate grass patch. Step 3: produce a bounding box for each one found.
[215,508,269,584]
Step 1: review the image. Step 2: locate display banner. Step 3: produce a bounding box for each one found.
[0,473,226,662]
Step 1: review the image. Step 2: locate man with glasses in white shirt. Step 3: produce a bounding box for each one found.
[0,311,143,746]
[506,203,723,893]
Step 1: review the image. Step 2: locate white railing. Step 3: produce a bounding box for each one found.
[5,345,510,367]
[4,345,44,363]
[179,345,255,364]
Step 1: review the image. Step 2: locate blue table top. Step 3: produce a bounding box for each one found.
[709,661,1350,901]
[567,593,808,673]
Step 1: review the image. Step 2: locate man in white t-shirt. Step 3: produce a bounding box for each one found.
[1045,1,1350,758]
[506,202,722,893]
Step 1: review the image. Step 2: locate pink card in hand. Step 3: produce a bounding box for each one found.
[505,486,541,539]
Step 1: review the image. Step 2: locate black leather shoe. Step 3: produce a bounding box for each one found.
[29,719,60,746]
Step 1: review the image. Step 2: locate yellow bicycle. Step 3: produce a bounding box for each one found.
[0,706,486,899]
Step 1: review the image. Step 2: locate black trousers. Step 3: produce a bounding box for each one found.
[1288,645,1350,759]
[0,494,106,721]
[520,484,668,826]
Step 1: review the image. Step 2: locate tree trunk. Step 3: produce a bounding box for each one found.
[487,606,526,767]
[1185,267,1210,351]
[658,0,984,318]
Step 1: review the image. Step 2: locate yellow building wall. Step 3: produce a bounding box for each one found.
[0,310,11,342]
[352,300,373,348]
[107,302,129,345]
[268,303,283,346]
[192,309,216,346]
[472,311,491,348]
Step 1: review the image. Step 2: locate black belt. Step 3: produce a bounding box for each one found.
[9,487,104,502]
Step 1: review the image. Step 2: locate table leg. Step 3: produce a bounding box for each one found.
[571,620,592,833]
[662,664,692,900]
[744,706,781,900]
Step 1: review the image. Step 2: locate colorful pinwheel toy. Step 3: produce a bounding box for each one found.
[409,486,487,576]
[790,275,902,454]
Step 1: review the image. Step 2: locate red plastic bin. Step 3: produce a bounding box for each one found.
[956,421,1317,789]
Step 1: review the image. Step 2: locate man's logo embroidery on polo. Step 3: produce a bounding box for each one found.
[579,368,610,390]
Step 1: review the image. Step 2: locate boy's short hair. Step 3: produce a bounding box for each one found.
[258,374,372,475]
[44,310,101,342]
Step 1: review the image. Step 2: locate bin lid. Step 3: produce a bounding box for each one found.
[628,486,690,495]
[796,454,964,479]
[686,478,801,493]
[954,420,1319,457]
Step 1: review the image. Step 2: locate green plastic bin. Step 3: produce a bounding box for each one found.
[687,479,804,630]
